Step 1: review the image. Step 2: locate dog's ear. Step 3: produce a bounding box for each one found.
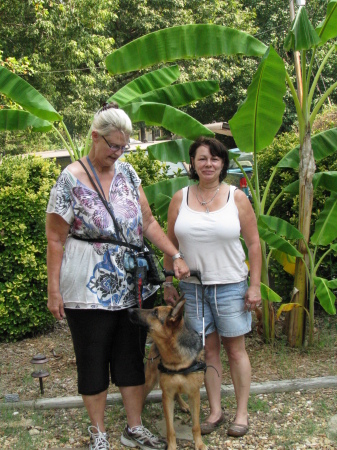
[170,296,186,323]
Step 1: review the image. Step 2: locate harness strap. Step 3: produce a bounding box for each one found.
[158,359,206,376]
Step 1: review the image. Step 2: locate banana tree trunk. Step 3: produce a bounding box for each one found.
[260,240,274,343]
[288,126,315,347]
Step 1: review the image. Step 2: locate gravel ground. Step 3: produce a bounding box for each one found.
[1,312,337,449]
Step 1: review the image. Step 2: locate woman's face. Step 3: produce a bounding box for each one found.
[191,145,224,183]
[92,130,129,167]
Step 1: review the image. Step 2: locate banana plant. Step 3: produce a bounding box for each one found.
[0,63,218,160]
[259,212,337,345]
[104,5,337,345]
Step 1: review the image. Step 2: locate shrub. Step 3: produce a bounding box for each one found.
[0,155,60,341]
[123,146,170,231]
[123,146,169,188]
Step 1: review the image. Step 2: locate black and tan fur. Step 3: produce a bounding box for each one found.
[129,297,207,450]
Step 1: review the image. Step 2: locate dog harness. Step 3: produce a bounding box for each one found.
[158,359,206,376]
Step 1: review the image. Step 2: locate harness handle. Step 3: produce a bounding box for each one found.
[163,269,202,283]
[163,269,206,348]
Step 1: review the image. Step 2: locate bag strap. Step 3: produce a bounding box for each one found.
[77,158,142,252]
[71,234,142,252]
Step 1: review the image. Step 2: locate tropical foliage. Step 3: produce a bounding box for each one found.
[103,2,337,346]
[1,0,336,347]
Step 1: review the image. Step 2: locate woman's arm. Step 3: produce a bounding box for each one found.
[46,213,70,320]
[139,186,189,280]
[163,190,183,305]
[235,189,262,309]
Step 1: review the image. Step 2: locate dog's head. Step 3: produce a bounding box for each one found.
[128,296,186,339]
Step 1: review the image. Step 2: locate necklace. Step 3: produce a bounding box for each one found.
[195,184,221,213]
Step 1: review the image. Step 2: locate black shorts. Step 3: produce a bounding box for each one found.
[65,298,155,395]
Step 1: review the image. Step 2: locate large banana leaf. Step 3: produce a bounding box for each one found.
[271,249,296,276]
[148,139,193,163]
[314,276,336,314]
[316,0,337,45]
[228,47,286,154]
[109,65,180,107]
[150,193,172,220]
[106,25,267,75]
[123,81,219,108]
[328,278,337,289]
[144,176,194,204]
[0,110,52,132]
[0,66,61,122]
[259,215,304,240]
[258,227,303,258]
[258,215,303,258]
[277,127,337,169]
[284,6,321,51]
[311,193,337,246]
[284,171,337,194]
[122,102,214,140]
[261,282,282,302]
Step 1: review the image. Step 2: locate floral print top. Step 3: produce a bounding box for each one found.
[47,160,157,310]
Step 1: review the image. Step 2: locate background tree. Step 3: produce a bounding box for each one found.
[0,0,256,153]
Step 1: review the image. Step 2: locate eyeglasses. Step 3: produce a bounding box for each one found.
[101,135,130,153]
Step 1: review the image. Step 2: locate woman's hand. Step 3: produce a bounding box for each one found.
[244,285,261,312]
[173,258,190,280]
[47,292,65,320]
[164,285,180,306]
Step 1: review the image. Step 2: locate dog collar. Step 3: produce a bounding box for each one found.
[158,359,206,376]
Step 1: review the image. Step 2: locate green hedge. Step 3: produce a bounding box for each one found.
[0,155,60,341]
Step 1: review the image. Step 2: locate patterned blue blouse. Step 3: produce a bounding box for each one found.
[47,160,157,310]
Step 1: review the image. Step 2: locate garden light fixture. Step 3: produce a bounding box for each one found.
[30,354,50,395]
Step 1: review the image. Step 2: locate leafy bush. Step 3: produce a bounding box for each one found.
[0,155,60,341]
[123,146,169,188]
[123,146,170,232]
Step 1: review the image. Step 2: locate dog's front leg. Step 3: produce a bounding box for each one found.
[162,389,176,450]
[188,392,207,450]
[143,344,160,406]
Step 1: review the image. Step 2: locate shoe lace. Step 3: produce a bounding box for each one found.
[130,425,161,444]
[88,425,110,450]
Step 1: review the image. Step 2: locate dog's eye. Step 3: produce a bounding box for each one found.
[152,309,158,318]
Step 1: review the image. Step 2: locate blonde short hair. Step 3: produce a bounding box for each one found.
[92,103,132,137]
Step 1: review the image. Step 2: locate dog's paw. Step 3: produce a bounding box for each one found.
[175,394,190,413]
[196,443,207,450]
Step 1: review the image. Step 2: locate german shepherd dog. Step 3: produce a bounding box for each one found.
[129,297,207,450]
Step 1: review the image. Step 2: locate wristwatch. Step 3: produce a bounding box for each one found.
[172,252,184,261]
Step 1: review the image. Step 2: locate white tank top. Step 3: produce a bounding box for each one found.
[174,185,248,285]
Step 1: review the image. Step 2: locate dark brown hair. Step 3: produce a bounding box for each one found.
[189,137,229,182]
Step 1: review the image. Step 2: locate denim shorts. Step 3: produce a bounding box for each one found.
[179,280,251,338]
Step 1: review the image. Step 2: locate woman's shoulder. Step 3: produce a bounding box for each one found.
[54,164,77,186]
[116,160,140,186]
[65,159,85,179]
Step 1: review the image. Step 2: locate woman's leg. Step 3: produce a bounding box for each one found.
[82,390,108,431]
[221,335,250,426]
[119,385,144,428]
[203,331,223,422]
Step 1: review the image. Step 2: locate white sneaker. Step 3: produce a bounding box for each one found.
[88,425,110,450]
[121,424,167,449]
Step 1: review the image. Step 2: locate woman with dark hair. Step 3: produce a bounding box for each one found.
[163,136,261,438]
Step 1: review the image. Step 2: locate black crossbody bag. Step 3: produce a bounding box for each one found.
[76,158,164,307]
